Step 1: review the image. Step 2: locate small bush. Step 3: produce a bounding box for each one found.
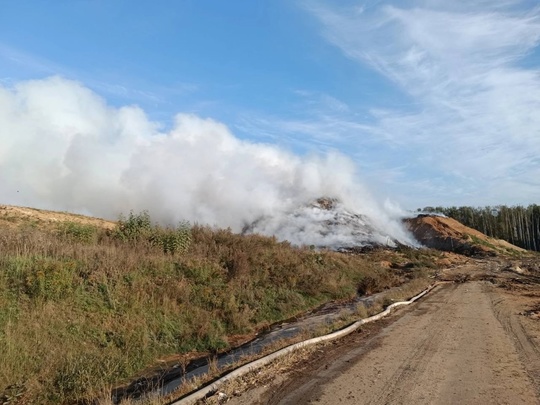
[357,275,379,296]
[57,222,97,244]
[149,222,192,254]
[114,211,152,242]
[114,212,192,254]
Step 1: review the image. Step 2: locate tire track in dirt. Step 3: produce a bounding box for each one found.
[365,285,458,405]
[490,291,540,398]
[256,281,539,405]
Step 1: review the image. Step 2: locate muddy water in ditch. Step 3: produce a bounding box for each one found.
[112,291,386,403]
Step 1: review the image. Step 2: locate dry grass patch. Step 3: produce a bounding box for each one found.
[174,275,434,405]
[0,211,440,404]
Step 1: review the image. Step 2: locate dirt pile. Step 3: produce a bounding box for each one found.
[244,197,414,249]
[0,205,115,230]
[404,214,525,256]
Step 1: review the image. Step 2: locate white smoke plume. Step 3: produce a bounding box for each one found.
[0,76,415,247]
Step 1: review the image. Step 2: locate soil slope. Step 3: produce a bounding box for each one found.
[0,205,115,230]
[404,214,525,256]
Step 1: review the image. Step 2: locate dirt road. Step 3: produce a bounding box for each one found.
[247,281,540,405]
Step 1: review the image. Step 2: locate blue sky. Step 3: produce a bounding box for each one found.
[1,0,540,211]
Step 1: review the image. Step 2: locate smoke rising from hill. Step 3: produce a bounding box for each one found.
[0,76,414,247]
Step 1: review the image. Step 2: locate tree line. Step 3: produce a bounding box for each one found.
[420,205,540,251]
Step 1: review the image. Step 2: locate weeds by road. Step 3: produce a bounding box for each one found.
[0,210,440,404]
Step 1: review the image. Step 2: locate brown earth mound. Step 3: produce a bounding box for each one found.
[404,214,525,257]
[0,205,115,230]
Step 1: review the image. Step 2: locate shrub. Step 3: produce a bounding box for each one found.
[57,222,98,244]
[357,275,379,296]
[114,211,152,242]
[114,212,192,254]
[149,222,192,254]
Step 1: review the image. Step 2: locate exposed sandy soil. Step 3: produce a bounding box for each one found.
[225,259,540,405]
[404,215,525,256]
[0,205,115,229]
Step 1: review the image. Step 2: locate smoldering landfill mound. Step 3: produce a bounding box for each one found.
[244,198,417,249]
[0,77,416,249]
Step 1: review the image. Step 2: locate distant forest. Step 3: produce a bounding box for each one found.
[420,205,540,252]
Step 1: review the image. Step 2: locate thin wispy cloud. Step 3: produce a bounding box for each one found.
[0,43,199,111]
[0,43,70,77]
[236,90,379,151]
[295,0,540,206]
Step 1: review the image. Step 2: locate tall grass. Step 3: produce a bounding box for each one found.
[0,212,435,404]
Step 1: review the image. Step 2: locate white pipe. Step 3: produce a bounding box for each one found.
[170,283,439,405]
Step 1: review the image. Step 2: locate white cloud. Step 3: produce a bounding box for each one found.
[302,0,540,206]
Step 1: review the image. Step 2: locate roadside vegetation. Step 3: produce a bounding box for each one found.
[0,209,439,404]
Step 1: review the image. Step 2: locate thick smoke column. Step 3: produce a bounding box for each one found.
[0,76,414,247]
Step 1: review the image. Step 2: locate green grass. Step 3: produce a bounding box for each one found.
[469,234,497,250]
[0,212,438,404]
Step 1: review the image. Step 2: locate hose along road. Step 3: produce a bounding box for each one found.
[236,276,540,404]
